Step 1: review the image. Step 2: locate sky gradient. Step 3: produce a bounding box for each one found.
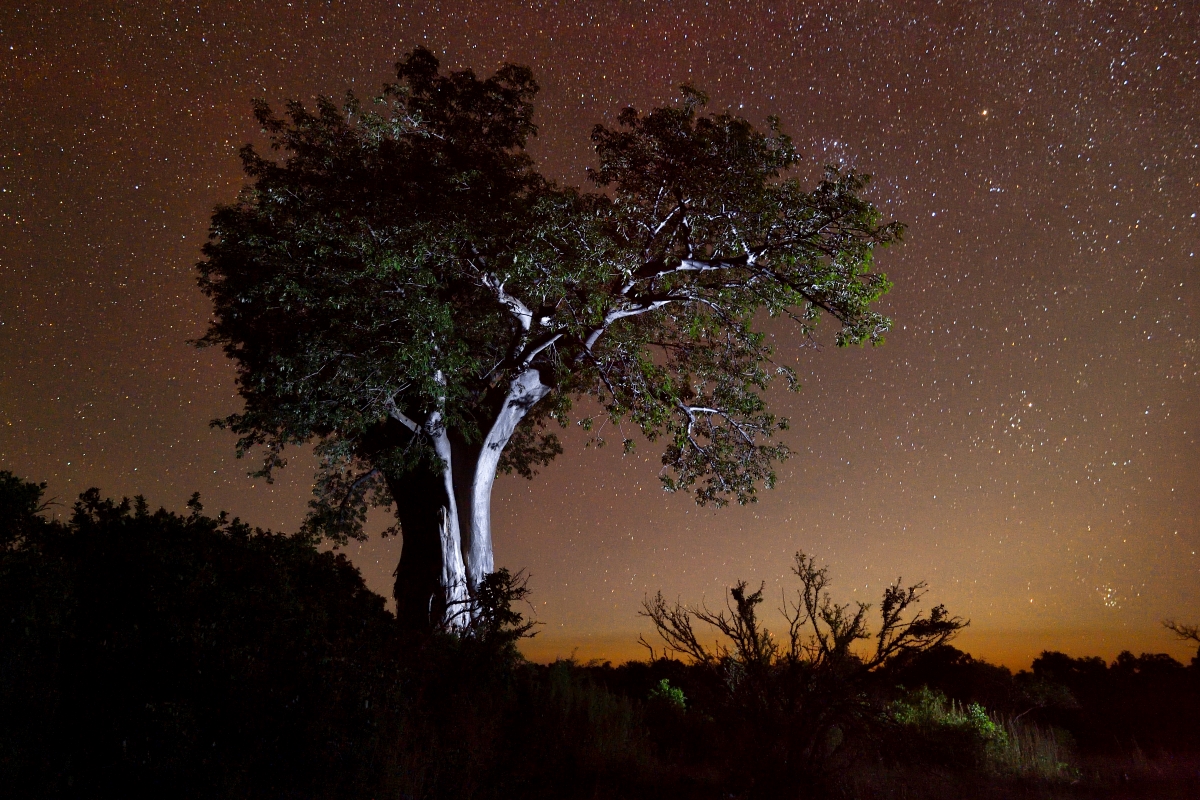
[1,0,1197,667]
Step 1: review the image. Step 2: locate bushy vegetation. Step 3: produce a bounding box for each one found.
[0,473,653,799]
[0,476,398,797]
[885,687,1011,771]
[884,641,1200,757]
[2,471,1197,799]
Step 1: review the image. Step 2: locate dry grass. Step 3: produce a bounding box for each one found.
[992,716,1079,781]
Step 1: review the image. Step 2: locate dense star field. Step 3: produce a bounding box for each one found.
[0,0,1196,666]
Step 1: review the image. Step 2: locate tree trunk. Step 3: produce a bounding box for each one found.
[386,463,450,630]
[387,368,549,630]
[462,367,549,586]
[386,415,468,630]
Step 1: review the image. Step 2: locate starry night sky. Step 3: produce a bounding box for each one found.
[1,1,1196,666]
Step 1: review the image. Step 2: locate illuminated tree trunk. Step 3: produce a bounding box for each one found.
[381,398,465,629]
[388,368,548,630]
[462,368,550,586]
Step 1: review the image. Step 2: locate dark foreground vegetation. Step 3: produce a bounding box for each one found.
[3,473,1198,799]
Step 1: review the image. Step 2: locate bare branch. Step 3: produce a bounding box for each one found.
[1165,619,1200,644]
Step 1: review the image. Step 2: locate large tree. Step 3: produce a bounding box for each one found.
[198,48,904,628]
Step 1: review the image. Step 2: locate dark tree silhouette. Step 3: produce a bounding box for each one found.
[642,551,964,672]
[0,470,50,549]
[1165,618,1200,665]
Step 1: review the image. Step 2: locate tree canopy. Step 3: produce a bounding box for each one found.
[198,48,904,625]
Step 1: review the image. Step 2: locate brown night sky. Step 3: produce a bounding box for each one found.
[1,1,1197,667]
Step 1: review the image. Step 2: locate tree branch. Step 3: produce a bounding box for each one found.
[480,272,535,331]
[384,397,421,434]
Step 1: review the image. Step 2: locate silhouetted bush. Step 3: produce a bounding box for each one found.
[0,474,655,799]
[0,475,397,798]
[881,641,1200,760]
[636,553,968,797]
[881,687,1008,771]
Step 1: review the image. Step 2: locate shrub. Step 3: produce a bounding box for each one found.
[648,678,687,711]
[885,687,1006,770]
[640,552,967,796]
[0,478,397,798]
[0,474,659,800]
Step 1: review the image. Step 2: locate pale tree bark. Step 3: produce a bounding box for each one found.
[385,384,470,628]
[425,410,470,615]
[394,260,712,625]
[387,369,548,629]
[393,260,704,626]
[463,367,550,585]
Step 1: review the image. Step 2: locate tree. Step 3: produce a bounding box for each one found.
[198,48,904,628]
[0,470,51,549]
[1164,619,1200,666]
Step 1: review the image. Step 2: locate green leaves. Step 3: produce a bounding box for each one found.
[576,100,901,506]
[199,51,904,538]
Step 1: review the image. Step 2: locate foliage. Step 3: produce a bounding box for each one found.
[1028,649,1200,755]
[444,567,540,655]
[7,472,1196,797]
[0,470,51,548]
[886,687,1008,769]
[0,475,395,798]
[647,678,687,711]
[881,643,1080,723]
[0,475,654,799]
[197,47,905,557]
[883,686,1085,783]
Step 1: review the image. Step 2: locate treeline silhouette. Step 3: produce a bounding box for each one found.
[2,472,1198,799]
[883,642,1200,756]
